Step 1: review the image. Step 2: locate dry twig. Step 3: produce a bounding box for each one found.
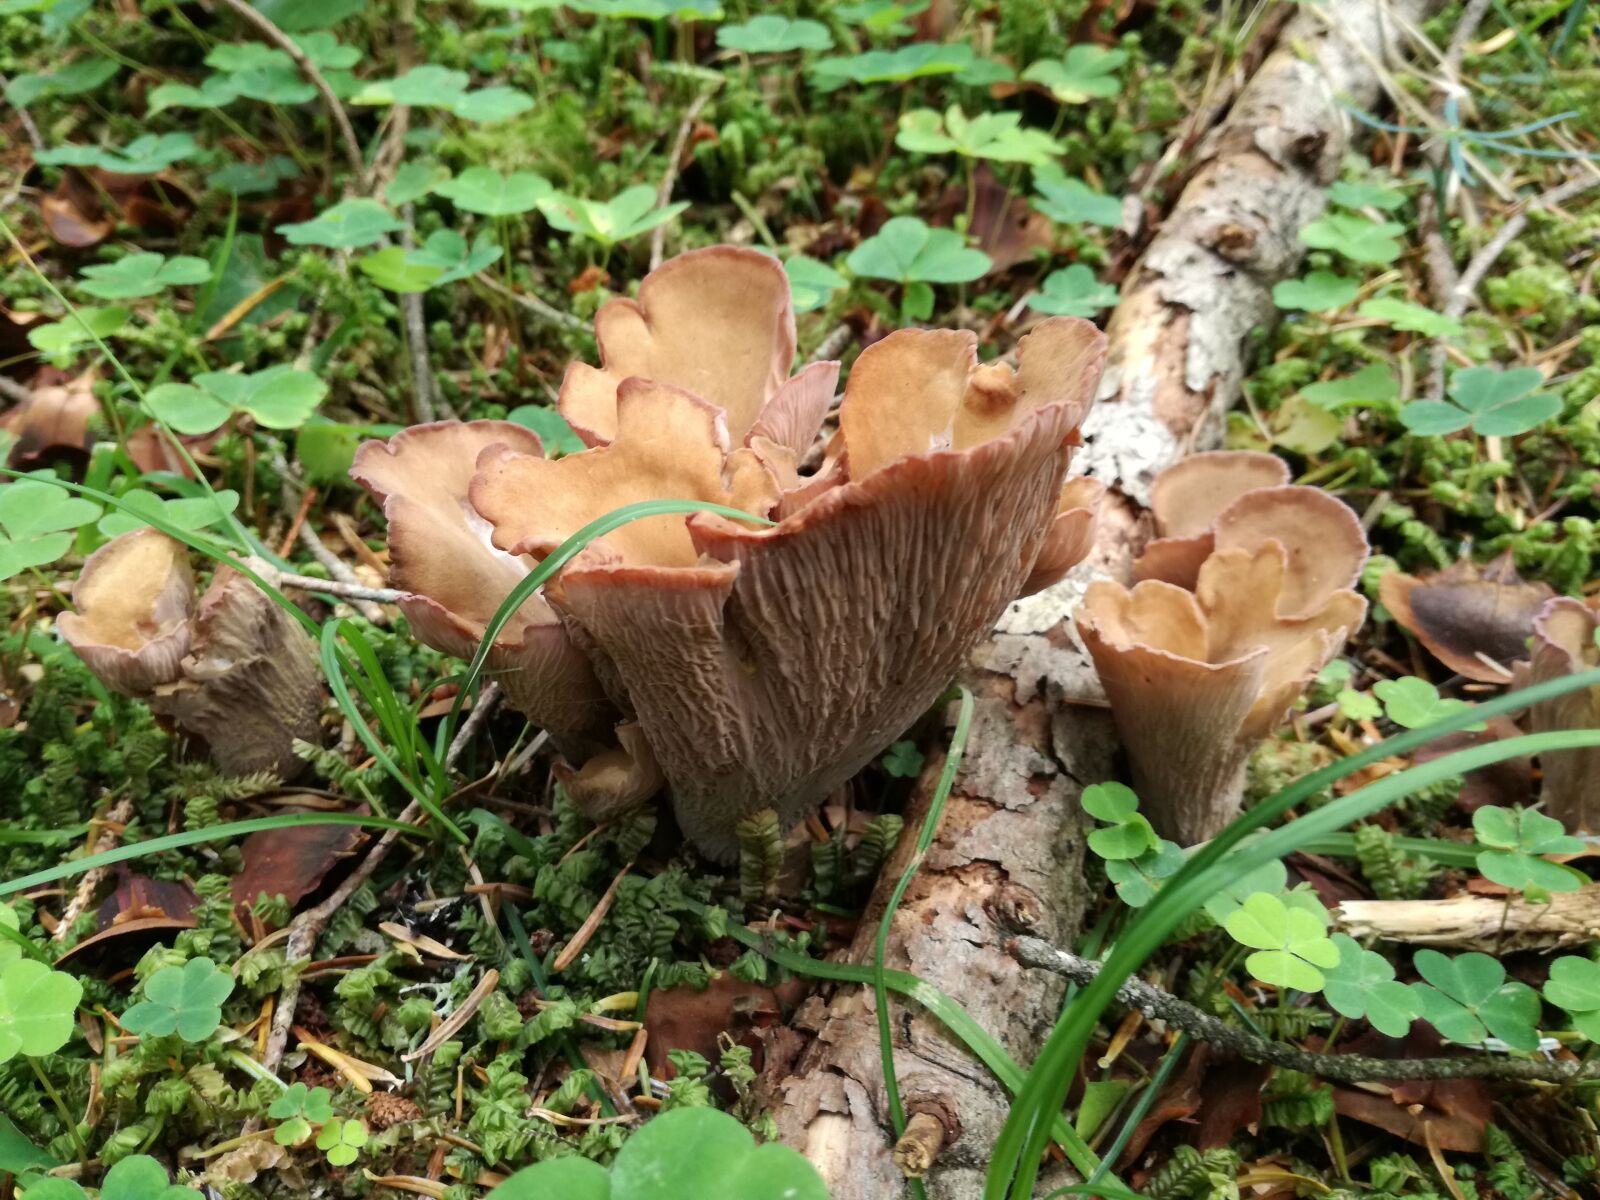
[648,83,721,270]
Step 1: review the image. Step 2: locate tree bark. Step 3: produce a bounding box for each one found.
[764,4,1434,1197]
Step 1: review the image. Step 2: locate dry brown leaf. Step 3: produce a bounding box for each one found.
[229,815,367,920]
[1,368,99,464]
[1380,552,1553,683]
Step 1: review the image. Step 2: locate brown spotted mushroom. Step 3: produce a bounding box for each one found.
[1528,597,1600,833]
[57,528,321,778]
[1078,454,1370,844]
[354,245,1106,861]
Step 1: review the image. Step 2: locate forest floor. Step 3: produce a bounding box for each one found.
[1,1,1599,1199]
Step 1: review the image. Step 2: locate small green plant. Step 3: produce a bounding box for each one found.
[268,1082,336,1146]
[810,42,976,90]
[1543,957,1600,1039]
[1355,297,1462,337]
[540,186,689,251]
[1410,950,1541,1051]
[1372,677,1482,730]
[1224,892,1340,992]
[277,199,406,249]
[896,105,1063,166]
[1298,212,1406,264]
[0,475,102,581]
[1472,805,1585,893]
[121,957,234,1043]
[77,253,212,301]
[784,256,848,313]
[716,16,833,54]
[20,1154,191,1199]
[879,740,923,778]
[0,959,82,1063]
[1320,934,1420,1036]
[1021,45,1127,104]
[144,366,328,435]
[404,229,503,285]
[1300,364,1399,414]
[1271,271,1359,312]
[846,216,990,321]
[1399,366,1562,437]
[1079,784,1183,906]
[435,167,553,216]
[1031,166,1122,228]
[1028,265,1117,318]
[36,133,200,174]
[314,1116,368,1167]
[488,1106,827,1199]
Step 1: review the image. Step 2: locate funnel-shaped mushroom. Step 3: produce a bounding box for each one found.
[357,246,1106,861]
[350,421,616,757]
[1380,552,1553,684]
[1079,464,1369,844]
[58,529,321,778]
[1133,450,1290,590]
[1528,597,1600,833]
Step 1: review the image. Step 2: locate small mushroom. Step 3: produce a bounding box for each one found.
[58,529,321,778]
[1528,597,1600,833]
[1078,465,1369,844]
[1133,450,1290,590]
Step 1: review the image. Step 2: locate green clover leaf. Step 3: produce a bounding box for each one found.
[880,740,924,779]
[1472,805,1585,893]
[26,305,130,364]
[1372,677,1483,731]
[1326,180,1407,211]
[1321,934,1419,1037]
[1225,892,1340,991]
[121,957,234,1043]
[97,488,239,539]
[1104,840,1184,908]
[0,475,102,580]
[1400,366,1559,439]
[784,256,848,313]
[147,367,326,435]
[277,198,404,248]
[148,75,242,115]
[78,252,212,300]
[540,186,688,248]
[716,16,833,53]
[1021,45,1127,104]
[809,43,973,90]
[355,247,445,294]
[99,1154,192,1200]
[1027,266,1117,318]
[315,1117,368,1167]
[5,58,117,107]
[847,217,990,285]
[1301,364,1399,413]
[1298,212,1406,264]
[1356,297,1463,338]
[506,406,587,457]
[896,105,1063,166]
[1544,957,1600,1040]
[1202,855,1288,923]
[1031,167,1122,228]
[36,133,200,174]
[436,167,553,216]
[1412,949,1541,1050]
[404,229,502,286]
[0,959,82,1063]
[1272,271,1360,313]
[386,161,451,206]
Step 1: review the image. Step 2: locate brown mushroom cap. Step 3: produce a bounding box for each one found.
[350,419,615,750]
[558,246,802,447]
[1528,596,1600,832]
[57,528,194,696]
[1211,485,1368,618]
[473,381,779,570]
[1379,552,1554,684]
[1022,475,1106,596]
[1148,451,1290,538]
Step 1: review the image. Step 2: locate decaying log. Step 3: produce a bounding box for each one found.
[764,3,1433,1196]
[1336,888,1600,952]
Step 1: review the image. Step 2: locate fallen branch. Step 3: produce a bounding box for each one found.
[1335,886,1600,952]
[296,523,388,624]
[1010,935,1600,1084]
[648,83,721,270]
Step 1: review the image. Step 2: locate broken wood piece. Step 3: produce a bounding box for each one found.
[1335,888,1600,952]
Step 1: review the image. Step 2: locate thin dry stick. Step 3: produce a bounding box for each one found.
[1443,0,1494,72]
[1426,171,1600,400]
[0,76,43,151]
[648,83,721,270]
[1010,935,1600,1084]
[276,572,403,604]
[477,273,588,332]
[54,799,133,940]
[296,523,388,623]
[0,375,32,405]
[399,203,438,424]
[809,322,853,364]
[215,0,368,191]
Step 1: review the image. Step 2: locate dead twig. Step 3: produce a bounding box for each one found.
[399,204,439,424]
[297,523,388,623]
[648,83,721,270]
[276,572,404,604]
[477,273,588,332]
[215,0,369,191]
[1010,935,1600,1084]
[0,74,44,151]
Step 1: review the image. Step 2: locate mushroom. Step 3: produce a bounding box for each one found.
[356,245,1106,861]
[1528,596,1600,833]
[1078,457,1369,844]
[349,420,617,758]
[1380,552,1554,684]
[1133,450,1290,590]
[57,528,322,778]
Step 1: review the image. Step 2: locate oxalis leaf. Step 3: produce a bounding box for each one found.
[1544,957,1600,1040]
[1272,271,1360,312]
[846,216,990,285]
[783,256,847,313]
[121,956,234,1042]
[1472,804,1585,893]
[1400,365,1562,439]
[277,198,404,248]
[1320,933,1419,1037]
[146,366,327,435]
[1411,949,1541,1050]
[487,1107,828,1200]
[78,252,212,300]
[97,488,239,539]
[1373,677,1483,731]
[436,166,552,216]
[1356,296,1462,337]
[1224,892,1339,992]
[1031,167,1122,227]
[315,1116,368,1166]
[1021,44,1127,103]
[540,186,687,248]
[0,474,102,580]
[1298,212,1406,264]
[716,15,833,53]
[1028,265,1116,317]
[0,959,82,1063]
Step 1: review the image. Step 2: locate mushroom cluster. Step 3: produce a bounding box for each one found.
[58,528,321,778]
[1076,452,1370,844]
[353,246,1106,861]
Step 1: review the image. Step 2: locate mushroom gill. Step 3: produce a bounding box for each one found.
[354,245,1106,861]
[1078,457,1369,844]
[57,528,322,778]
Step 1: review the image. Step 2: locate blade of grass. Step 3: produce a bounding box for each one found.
[0,814,421,898]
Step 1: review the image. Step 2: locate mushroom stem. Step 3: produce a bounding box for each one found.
[1528,597,1600,833]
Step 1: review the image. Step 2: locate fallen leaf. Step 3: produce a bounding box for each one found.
[1,368,99,464]
[644,972,808,1075]
[1380,553,1554,683]
[1412,716,1530,811]
[39,169,116,247]
[230,811,367,920]
[1193,1059,1269,1150]
[55,916,198,965]
[1119,1042,1207,1164]
[1329,1029,1491,1152]
[934,164,1053,275]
